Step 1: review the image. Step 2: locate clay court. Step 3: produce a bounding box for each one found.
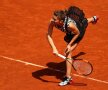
[0,0,108,90]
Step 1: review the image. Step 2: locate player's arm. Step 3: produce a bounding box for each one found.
[68,23,80,46]
[46,20,59,55]
[65,23,80,54]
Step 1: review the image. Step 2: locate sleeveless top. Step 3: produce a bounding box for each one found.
[54,16,77,34]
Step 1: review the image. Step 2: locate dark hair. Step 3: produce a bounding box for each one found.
[53,10,67,21]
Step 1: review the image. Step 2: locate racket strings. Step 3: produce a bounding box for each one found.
[73,60,93,75]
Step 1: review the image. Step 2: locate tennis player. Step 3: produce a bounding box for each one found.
[47,6,99,86]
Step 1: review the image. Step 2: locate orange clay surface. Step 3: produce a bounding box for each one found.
[0,0,108,90]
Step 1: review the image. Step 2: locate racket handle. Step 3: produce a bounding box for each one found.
[57,54,66,59]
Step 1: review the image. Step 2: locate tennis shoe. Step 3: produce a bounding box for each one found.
[59,76,72,86]
[92,16,99,24]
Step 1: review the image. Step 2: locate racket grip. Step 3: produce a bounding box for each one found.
[57,54,66,59]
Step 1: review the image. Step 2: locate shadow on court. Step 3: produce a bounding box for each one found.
[32,52,87,86]
[32,61,66,83]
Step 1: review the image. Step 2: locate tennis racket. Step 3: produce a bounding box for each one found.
[57,54,93,76]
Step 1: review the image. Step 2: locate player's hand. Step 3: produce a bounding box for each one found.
[65,44,71,54]
[53,48,59,56]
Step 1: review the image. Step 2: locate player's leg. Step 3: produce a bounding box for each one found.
[59,43,78,86]
[65,43,78,77]
[87,16,99,24]
[59,51,73,86]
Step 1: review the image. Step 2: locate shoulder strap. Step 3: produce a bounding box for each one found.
[63,17,69,33]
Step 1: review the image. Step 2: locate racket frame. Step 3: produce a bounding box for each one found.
[57,54,93,76]
[72,59,93,76]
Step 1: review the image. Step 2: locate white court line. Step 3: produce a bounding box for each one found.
[0,55,108,84]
